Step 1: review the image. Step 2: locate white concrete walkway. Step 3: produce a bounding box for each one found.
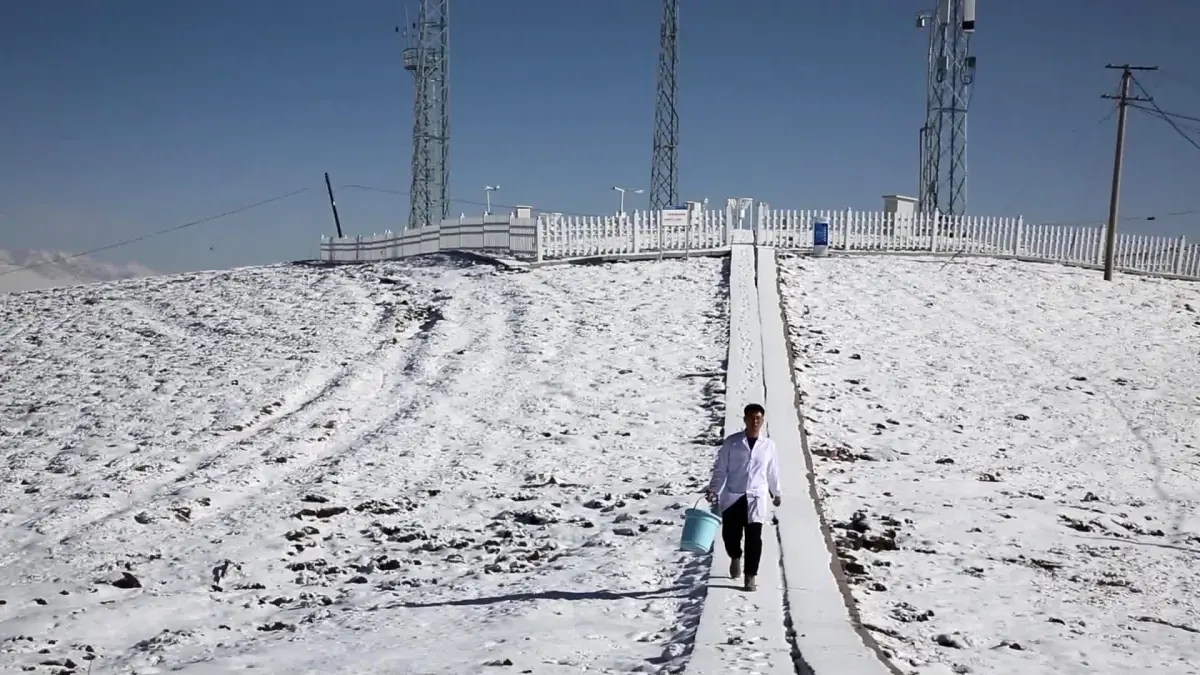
[687,241,793,675]
[685,243,895,675]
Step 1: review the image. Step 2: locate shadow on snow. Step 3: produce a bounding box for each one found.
[395,584,695,609]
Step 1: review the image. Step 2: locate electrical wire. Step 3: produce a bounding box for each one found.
[994,105,1118,216]
[9,167,1188,282]
[1034,207,1200,228]
[2,181,614,281]
[1130,75,1200,154]
[1129,103,1200,127]
[1128,104,1200,139]
[1149,69,1200,96]
[1004,79,1200,229]
[1024,76,1200,229]
[0,187,313,279]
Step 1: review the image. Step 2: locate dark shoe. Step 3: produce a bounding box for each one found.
[729,557,742,580]
[744,575,757,592]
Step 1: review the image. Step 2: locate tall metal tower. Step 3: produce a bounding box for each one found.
[648,0,680,212]
[916,0,976,216]
[402,0,450,230]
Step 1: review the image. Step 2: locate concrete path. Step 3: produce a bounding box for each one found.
[686,240,793,675]
[685,243,896,675]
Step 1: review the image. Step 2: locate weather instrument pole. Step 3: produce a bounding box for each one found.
[324,173,344,239]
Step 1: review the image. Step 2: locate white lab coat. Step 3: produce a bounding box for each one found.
[707,432,782,524]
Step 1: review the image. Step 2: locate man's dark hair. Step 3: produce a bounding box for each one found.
[744,403,765,416]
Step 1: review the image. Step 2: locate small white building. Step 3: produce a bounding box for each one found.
[882,194,918,238]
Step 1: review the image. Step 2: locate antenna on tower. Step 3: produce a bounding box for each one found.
[401,0,450,230]
[649,0,680,212]
[916,0,976,216]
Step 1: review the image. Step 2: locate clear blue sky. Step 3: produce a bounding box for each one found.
[2,0,1199,273]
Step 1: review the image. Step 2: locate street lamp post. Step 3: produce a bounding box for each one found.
[484,185,500,215]
[611,186,645,215]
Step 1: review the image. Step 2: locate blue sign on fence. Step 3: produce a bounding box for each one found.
[813,218,830,257]
[814,219,830,246]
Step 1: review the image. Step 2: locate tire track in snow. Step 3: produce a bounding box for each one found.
[0,265,442,575]
[82,277,466,551]
[13,273,388,546]
[183,269,499,523]
[271,259,728,674]
[92,266,511,601]
[0,257,730,673]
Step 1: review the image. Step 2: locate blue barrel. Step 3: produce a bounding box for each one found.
[813,217,830,257]
[679,504,722,553]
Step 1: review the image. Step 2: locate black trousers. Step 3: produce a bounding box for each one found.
[721,496,763,576]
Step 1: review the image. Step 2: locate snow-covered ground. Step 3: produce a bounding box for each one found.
[0,254,729,674]
[0,248,156,293]
[779,254,1200,675]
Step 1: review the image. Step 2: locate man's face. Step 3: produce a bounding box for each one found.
[744,411,765,436]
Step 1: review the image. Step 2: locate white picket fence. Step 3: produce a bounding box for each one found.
[318,207,1200,281]
[756,209,1199,279]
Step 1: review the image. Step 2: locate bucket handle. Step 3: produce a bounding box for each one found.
[694,494,719,516]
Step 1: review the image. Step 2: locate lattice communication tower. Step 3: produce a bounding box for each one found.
[916,0,976,216]
[649,0,680,212]
[402,0,450,229]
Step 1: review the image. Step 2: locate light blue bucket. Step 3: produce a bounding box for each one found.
[679,498,722,553]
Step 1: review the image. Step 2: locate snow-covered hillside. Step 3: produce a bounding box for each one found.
[0,248,156,294]
[0,254,728,673]
[779,254,1200,675]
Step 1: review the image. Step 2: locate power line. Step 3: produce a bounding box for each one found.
[1128,104,1200,138]
[994,106,1117,216]
[1035,207,1200,227]
[1148,69,1200,96]
[1128,76,1200,153]
[1129,105,1200,148]
[1129,103,1200,127]
[0,187,313,280]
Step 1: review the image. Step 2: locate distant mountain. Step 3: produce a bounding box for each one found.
[0,249,156,294]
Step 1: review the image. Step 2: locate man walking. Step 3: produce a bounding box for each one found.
[705,403,782,592]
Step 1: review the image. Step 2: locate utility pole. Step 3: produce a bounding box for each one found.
[1101,64,1156,282]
